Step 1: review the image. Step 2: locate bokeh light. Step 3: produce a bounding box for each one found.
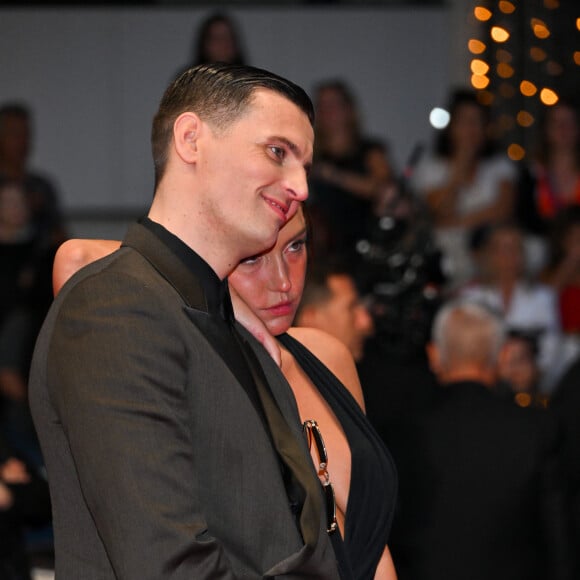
[468,39,487,54]
[517,111,535,127]
[471,74,490,89]
[520,80,538,96]
[491,26,510,43]
[471,59,490,75]
[497,63,515,78]
[531,18,550,39]
[540,88,559,105]
[530,47,547,62]
[508,144,526,161]
[429,107,451,130]
[499,1,515,14]
[474,7,493,21]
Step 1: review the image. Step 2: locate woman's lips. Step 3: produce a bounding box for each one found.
[265,301,294,317]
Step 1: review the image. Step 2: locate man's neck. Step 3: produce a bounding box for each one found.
[148,189,239,281]
[439,365,496,387]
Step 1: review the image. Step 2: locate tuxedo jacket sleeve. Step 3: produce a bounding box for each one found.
[29,224,339,580]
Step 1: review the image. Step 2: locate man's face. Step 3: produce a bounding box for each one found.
[315,274,374,361]
[197,89,313,260]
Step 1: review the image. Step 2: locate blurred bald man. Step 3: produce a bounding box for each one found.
[390,300,572,580]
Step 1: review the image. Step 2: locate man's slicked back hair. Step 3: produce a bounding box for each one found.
[151,63,314,187]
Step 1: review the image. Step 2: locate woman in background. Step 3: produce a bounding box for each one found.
[412,89,517,288]
[193,12,247,66]
[308,80,395,266]
[532,99,580,223]
[459,223,563,394]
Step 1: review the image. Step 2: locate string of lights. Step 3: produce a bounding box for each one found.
[467,0,579,161]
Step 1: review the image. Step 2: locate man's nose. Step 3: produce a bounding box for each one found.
[283,165,309,203]
[356,305,374,336]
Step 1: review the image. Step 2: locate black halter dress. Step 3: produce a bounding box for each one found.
[278,333,398,580]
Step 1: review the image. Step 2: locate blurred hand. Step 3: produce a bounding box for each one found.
[0,457,31,484]
[0,482,13,510]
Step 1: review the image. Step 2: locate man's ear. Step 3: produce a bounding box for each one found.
[173,112,201,165]
[496,342,512,377]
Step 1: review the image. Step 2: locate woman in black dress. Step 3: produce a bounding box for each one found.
[52,205,398,579]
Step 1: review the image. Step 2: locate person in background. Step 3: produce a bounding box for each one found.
[495,330,544,408]
[0,103,67,247]
[308,80,395,267]
[542,206,580,334]
[532,99,580,225]
[192,12,247,66]
[294,262,374,363]
[0,178,56,468]
[459,222,563,394]
[389,300,571,580]
[549,354,580,580]
[0,436,51,580]
[411,89,517,288]
[515,99,580,274]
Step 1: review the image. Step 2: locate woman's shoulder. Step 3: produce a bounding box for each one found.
[288,327,349,363]
[287,327,366,411]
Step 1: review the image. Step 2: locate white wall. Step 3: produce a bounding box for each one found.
[0,6,453,223]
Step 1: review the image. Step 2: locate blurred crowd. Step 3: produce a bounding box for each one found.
[305,77,580,578]
[0,10,579,579]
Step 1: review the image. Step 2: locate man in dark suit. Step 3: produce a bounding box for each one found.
[29,64,341,579]
[550,357,580,579]
[390,300,571,580]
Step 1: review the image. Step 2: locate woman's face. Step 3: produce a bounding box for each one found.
[229,206,308,336]
[315,87,354,132]
[204,20,238,64]
[0,183,30,229]
[449,102,487,155]
[485,228,525,281]
[562,223,580,260]
[545,104,579,152]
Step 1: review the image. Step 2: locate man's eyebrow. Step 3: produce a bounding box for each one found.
[270,135,300,155]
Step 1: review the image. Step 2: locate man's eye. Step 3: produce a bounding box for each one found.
[269,146,285,160]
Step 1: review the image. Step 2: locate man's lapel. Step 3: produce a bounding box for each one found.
[122,222,323,553]
[237,325,323,549]
[122,222,268,427]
